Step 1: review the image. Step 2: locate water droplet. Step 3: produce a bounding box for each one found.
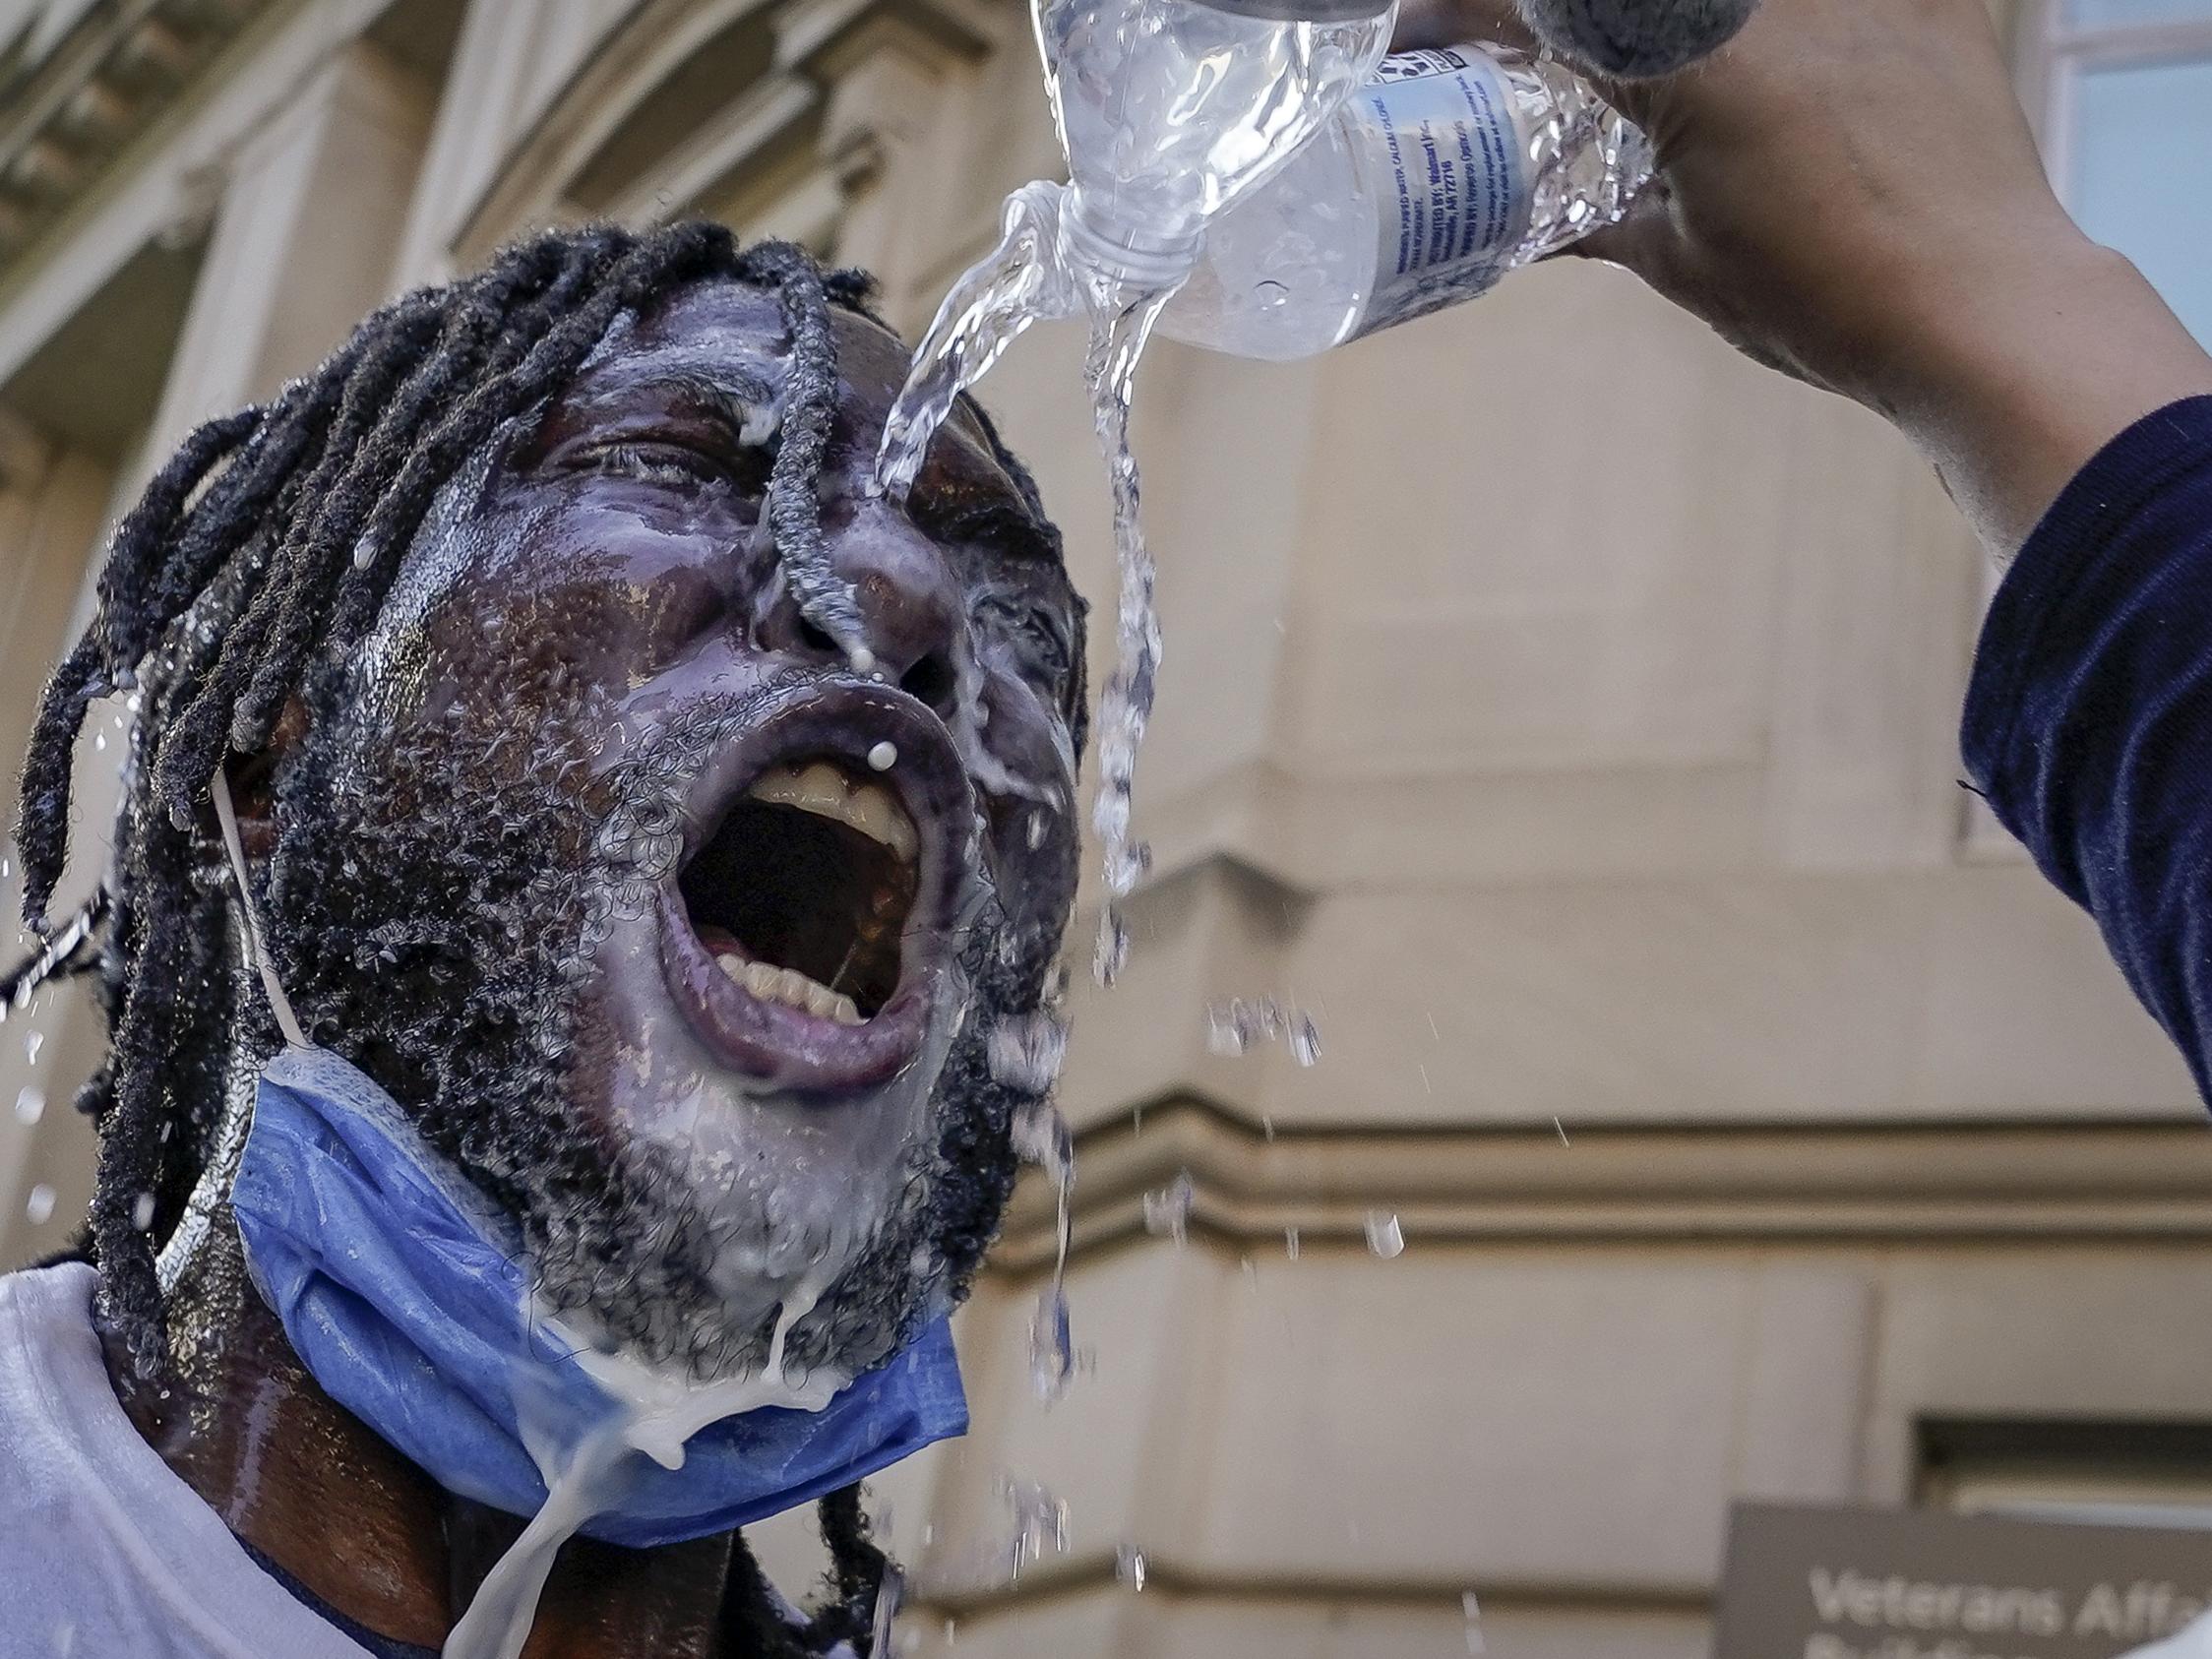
[1261,1115,1276,1142]
[990,1013,1068,1094]
[999,1477,1070,1581]
[1115,1545,1147,1591]
[92,732,105,751]
[1011,1097,1073,1180]
[1554,1116,1571,1147]
[1463,1590,1486,1654]
[1206,996,1321,1065]
[25,1030,42,1064]
[1027,1111,1077,1404]
[1025,809,1048,850]
[132,1192,155,1231]
[14,1086,42,1125]
[867,739,896,770]
[25,1184,55,1224]
[1028,1285,1074,1402]
[1364,1209,1405,1260]
[870,1561,903,1658]
[1284,1226,1300,1260]
[1141,1170,1194,1246]
[850,645,877,675]
[1255,278,1289,311]
[1092,906,1129,986]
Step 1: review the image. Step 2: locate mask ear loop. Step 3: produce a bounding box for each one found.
[211,765,307,1051]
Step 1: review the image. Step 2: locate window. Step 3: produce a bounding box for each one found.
[1920,1417,2212,1531]
[2025,0,2212,346]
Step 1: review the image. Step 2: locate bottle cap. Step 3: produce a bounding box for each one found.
[1190,0,1394,20]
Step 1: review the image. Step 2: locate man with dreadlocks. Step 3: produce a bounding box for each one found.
[0,221,1084,1657]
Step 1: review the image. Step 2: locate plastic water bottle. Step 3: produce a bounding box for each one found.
[874,0,1399,501]
[1034,0,1401,300]
[1159,42,1655,357]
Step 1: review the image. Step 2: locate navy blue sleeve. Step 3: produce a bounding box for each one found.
[1962,395,2212,1103]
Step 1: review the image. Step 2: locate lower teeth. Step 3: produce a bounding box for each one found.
[716,953,863,1024]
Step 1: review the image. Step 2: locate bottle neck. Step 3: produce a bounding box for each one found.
[1056,192,1204,295]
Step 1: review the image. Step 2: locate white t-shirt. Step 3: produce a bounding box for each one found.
[2126,1617,2212,1658]
[0,1261,373,1659]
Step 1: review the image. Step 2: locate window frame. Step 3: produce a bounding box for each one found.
[2017,0,2212,211]
[1919,1415,2212,1531]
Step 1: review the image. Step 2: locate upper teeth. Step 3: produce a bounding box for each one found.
[746,761,918,863]
[717,952,864,1024]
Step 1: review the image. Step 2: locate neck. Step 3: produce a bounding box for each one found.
[100,1049,747,1656]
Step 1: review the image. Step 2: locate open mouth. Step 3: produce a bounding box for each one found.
[657,683,975,1094]
[681,759,917,1025]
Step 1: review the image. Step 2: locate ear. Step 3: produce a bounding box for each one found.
[222,696,310,862]
[1515,0,1758,76]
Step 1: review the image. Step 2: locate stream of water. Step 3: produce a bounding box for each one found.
[876,196,1175,997]
[1078,289,1172,989]
[875,185,1069,506]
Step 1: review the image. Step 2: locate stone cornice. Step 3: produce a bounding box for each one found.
[911,1550,1712,1623]
[0,0,272,264]
[985,1097,2212,1271]
[447,0,998,265]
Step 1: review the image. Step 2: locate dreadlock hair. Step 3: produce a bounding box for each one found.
[7,219,1050,1656]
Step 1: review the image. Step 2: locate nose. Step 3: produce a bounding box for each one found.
[755,497,964,716]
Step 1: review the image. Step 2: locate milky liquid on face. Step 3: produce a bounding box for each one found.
[442,1282,842,1659]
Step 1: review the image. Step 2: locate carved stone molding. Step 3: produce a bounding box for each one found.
[987,1097,2212,1274]
[0,0,274,266]
[449,0,1001,266]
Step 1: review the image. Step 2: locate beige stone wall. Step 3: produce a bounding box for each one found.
[2,2,2207,1654]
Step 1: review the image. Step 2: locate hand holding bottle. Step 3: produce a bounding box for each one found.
[1404,0,2212,552]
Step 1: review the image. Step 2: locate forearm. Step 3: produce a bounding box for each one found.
[1874,227,2212,557]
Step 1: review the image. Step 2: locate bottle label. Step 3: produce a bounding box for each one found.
[1348,47,1530,339]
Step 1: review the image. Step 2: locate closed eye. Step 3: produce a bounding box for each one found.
[975,592,1073,686]
[575,438,769,495]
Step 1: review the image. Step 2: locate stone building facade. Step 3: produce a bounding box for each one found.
[2,2,2209,1655]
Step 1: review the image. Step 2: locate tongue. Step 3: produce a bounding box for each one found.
[695,923,743,957]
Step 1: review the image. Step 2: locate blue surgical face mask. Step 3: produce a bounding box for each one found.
[210,772,967,1549]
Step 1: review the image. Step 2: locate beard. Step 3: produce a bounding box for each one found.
[260,671,1043,1382]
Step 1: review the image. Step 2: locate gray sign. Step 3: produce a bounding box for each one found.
[1716,1502,2212,1659]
